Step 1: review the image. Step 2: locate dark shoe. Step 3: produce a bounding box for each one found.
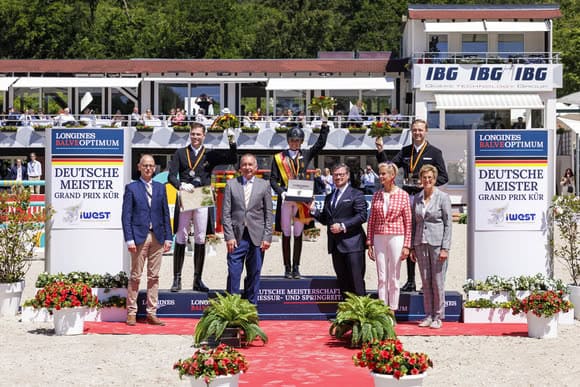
[146,315,165,326]
[292,265,301,279]
[284,265,293,279]
[126,315,137,326]
[170,275,182,292]
[193,243,209,292]
[193,275,209,292]
[401,282,416,292]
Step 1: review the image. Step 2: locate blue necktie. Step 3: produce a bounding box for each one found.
[331,189,339,209]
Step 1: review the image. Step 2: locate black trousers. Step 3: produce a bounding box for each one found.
[331,250,366,296]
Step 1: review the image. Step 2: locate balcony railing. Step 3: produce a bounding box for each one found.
[412,51,561,65]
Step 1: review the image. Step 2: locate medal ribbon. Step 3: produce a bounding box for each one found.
[186,146,206,175]
[409,142,427,175]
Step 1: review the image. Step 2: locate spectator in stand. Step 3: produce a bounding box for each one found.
[27,153,42,194]
[131,107,143,126]
[389,107,402,127]
[143,108,155,121]
[37,110,49,121]
[174,108,186,125]
[361,165,379,195]
[195,94,211,117]
[313,168,326,195]
[322,167,334,194]
[111,110,125,127]
[167,108,177,125]
[253,108,263,121]
[9,159,27,181]
[6,107,20,126]
[512,117,525,129]
[58,107,76,126]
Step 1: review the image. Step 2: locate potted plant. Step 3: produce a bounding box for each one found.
[174,343,248,387]
[353,338,433,386]
[551,195,580,319]
[32,281,99,335]
[0,185,47,317]
[194,293,268,347]
[463,299,525,324]
[97,295,127,322]
[329,293,396,348]
[368,121,402,139]
[511,290,572,339]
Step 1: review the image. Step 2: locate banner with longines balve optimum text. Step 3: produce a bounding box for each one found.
[51,128,124,229]
[474,130,548,231]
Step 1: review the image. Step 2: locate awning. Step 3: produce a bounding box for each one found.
[0,77,17,91]
[434,94,544,110]
[144,77,267,83]
[12,77,142,88]
[424,21,485,33]
[558,116,580,136]
[424,21,549,33]
[266,77,394,91]
[485,21,549,32]
[559,91,580,105]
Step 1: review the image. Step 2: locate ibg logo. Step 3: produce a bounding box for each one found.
[80,211,111,220]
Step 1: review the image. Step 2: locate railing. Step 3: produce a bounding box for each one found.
[0,114,415,132]
[412,51,560,65]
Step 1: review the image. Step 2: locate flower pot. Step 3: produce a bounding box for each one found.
[21,306,52,323]
[462,307,526,324]
[187,373,240,387]
[371,372,426,387]
[0,281,24,317]
[99,306,128,322]
[526,312,558,339]
[92,287,128,302]
[558,308,575,325]
[208,327,245,348]
[568,284,580,320]
[84,307,100,322]
[53,307,88,336]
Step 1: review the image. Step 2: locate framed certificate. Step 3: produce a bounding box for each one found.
[285,179,314,203]
[179,185,215,211]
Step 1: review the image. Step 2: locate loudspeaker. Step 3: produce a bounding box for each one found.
[405,92,413,104]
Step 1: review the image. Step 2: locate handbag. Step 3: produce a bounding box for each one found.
[568,185,573,193]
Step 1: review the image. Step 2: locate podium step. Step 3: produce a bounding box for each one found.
[137,276,462,321]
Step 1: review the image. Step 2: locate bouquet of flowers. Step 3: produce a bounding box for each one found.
[31,282,99,312]
[210,113,240,131]
[173,344,248,384]
[353,338,433,379]
[511,290,572,318]
[368,121,402,138]
[308,96,336,119]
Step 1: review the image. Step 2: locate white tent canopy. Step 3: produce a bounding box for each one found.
[0,77,17,91]
[558,91,580,105]
[435,94,543,110]
[266,77,394,91]
[12,77,142,89]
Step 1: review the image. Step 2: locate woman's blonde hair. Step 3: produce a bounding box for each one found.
[419,164,438,180]
[378,162,398,176]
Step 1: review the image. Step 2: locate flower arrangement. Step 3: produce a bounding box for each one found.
[241,125,260,133]
[210,113,240,131]
[99,295,127,309]
[551,195,580,285]
[0,126,19,132]
[31,282,99,312]
[308,96,336,119]
[462,274,567,294]
[35,271,128,288]
[353,338,433,379]
[275,126,289,133]
[205,234,221,246]
[511,290,572,318]
[464,299,513,309]
[347,126,367,134]
[173,344,248,384]
[135,124,154,131]
[368,120,402,138]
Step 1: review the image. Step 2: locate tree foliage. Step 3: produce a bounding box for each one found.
[0,0,576,94]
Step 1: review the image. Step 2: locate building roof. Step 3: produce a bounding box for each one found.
[0,58,390,76]
[408,4,561,20]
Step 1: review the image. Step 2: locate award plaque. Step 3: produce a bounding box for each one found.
[179,185,215,211]
[285,179,314,203]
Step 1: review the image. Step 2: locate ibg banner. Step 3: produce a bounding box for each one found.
[474,130,548,231]
[51,128,124,229]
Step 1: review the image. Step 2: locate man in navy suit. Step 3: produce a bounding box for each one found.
[8,159,27,181]
[122,154,173,326]
[222,154,273,304]
[310,163,368,296]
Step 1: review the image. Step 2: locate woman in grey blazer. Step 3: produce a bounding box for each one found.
[410,164,452,329]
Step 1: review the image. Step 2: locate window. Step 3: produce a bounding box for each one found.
[240,82,267,117]
[447,161,467,186]
[445,110,510,130]
[111,90,133,115]
[498,34,524,58]
[190,84,220,116]
[78,88,102,115]
[427,102,440,129]
[462,34,488,57]
[159,84,187,116]
[42,88,68,114]
[272,90,306,117]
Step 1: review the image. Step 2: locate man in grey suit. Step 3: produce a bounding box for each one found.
[222,154,273,304]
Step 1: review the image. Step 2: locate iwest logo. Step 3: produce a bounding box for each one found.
[505,213,536,222]
[80,211,111,220]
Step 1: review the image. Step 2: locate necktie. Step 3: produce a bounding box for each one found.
[331,189,340,209]
[244,181,252,208]
[145,182,152,207]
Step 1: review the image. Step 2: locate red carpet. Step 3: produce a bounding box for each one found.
[84,319,527,386]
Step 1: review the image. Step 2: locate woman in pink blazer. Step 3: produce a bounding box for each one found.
[367,162,412,310]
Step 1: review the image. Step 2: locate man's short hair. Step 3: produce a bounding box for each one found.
[331,163,350,174]
[190,122,206,133]
[412,118,428,130]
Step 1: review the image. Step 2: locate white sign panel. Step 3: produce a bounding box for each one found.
[413,63,563,91]
[474,130,548,231]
